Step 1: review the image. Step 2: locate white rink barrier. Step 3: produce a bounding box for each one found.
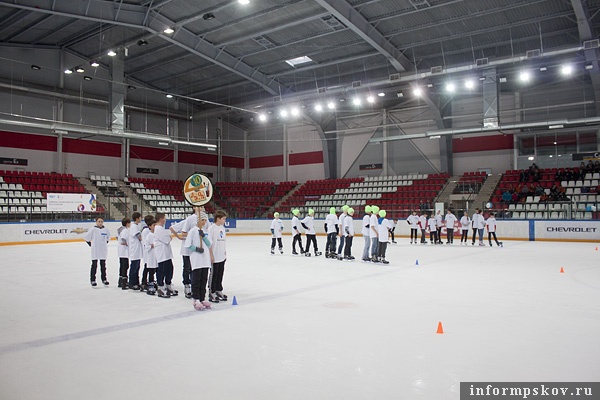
[0,219,598,245]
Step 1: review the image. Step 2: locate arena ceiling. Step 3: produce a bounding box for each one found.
[1,0,600,120]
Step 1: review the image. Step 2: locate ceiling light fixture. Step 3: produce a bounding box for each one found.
[314,103,323,112]
[239,0,250,4]
[163,27,175,34]
[83,76,92,81]
[561,64,573,76]
[327,102,336,110]
[75,66,85,73]
[290,107,300,116]
[519,71,531,82]
[446,82,456,93]
[166,94,173,98]
[377,92,385,97]
[352,97,361,106]
[464,79,475,89]
[258,114,267,122]
[413,87,422,97]
[90,60,100,67]
[64,68,73,74]
[280,109,288,118]
[203,13,215,20]
[107,50,117,57]
[30,65,41,70]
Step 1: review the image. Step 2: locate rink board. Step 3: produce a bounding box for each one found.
[0,219,598,245]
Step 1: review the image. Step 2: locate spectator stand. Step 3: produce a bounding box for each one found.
[0,170,102,222]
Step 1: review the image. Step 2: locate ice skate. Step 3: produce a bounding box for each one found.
[208,292,220,303]
[371,256,380,263]
[130,284,141,291]
[499,242,503,247]
[362,258,370,262]
[479,241,485,246]
[270,248,274,255]
[90,281,97,287]
[140,283,147,292]
[184,284,192,299]
[103,280,109,286]
[166,284,178,296]
[216,291,228,301]
[279,247,283,254]
[292,250,298,255]
[146,282,156,296]
[315,251,322,257]
[157,286,170,298]
[120,277,129,290]
[304,252,311,257]
[381,259,390,264]
[201,300,212,309]
[193,299,206,311]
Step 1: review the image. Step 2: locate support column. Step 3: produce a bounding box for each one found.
[109,51,125,133]
[483,68,499,128]
[382,109,388,176]
[173,144,179,180]
[283,123,289,182]
[217,118,223,182]
[57,132,63,174]
[123,138,130,178]
[244,130,249,182]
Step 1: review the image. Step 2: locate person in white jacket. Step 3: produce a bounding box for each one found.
[427,213,438,244]
[185,212,213,310]
[418,212,428,244]
[445,209,457,244]
[434,210,443,244]
[407,211,419,244]
[290,209,304,255]
[361,205,372,261]
[377,210,392,264]
[302,209,321,257]
[485,213,503,247]
[342,208,355,260]
[471,208,485,246]
[84,217,110,287]
[117,218,130,289]
[324,207,339,258]
[270,212,284,254]
[369,205,380,261]
[154,212,177,298]
[459,211,471,245]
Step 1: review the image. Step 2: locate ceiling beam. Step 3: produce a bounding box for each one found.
[312,0,412,72]
[570,0,600,116]
[0,0,283,96]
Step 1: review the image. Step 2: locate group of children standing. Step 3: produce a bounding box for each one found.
[405,208,503,247]
[84,208,229,311]
[270,204,394,264]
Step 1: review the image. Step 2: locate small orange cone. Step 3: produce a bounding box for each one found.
[560,267,564,273]
[596,246,598,251]
[436,322,444,334]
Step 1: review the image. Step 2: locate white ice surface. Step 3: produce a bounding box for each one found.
[0,237,599,400]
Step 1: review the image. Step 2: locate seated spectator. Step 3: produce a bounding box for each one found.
[539,192,549,202]
[519,169,529,182]
[565,168,573,181]
[534,185,544,196]
[511,192,520,203]
[572,168,580,182]
[502,190,512,204]
[555,169,565,182]
[586,160,594,172]
[595,161,600,172]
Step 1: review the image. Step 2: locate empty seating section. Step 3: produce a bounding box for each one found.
[214,181,297,219]
[126,177,194,220]
[0,170,88,216]
[278,174,448,220]
[493,168,599,220]
[453,171,487,194]
[90,174,118,188]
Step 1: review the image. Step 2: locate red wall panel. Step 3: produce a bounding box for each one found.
[0,131,57,152]
[63,138,121,157]
[130,145,174,162]
[289,150,324,166]
[452,134,514,153]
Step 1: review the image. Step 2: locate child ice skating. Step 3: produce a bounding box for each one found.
[460,211,471,245]
[325,207,339,258]
[342,208,355,260]
[154,213,178,298]
[302,209,321,257]
[185,212,213,310]
[208,210,228,303]
[117,218,130,289]
[290,209,304,255]
[270,212,284,254]
[485,213,503,247]
[84,217,110,287]
[144,218,158,295]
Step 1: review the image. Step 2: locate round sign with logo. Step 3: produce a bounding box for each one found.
[182,174,213,206]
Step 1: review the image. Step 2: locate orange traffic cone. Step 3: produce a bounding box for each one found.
[560,267,564,273]
[436,322,444,334]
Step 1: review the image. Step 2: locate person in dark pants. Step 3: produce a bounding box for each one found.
[117,218,130,289]
[84,217,110,287]
[208,210,229,303]
[291,209,304,255]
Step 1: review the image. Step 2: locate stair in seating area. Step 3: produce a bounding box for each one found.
[264,183,303,218]
[472,174,502,207]
[78,177,125,221]
[434,175,461,205]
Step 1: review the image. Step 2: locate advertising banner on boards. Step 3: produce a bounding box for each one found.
[534,220,598,241]
[46,193,98,212]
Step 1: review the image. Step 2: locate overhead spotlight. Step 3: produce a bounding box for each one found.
[479,76,486,81]
[166,94,173,98]
[75,66,85,73]
[90,60,100,67]
[339,98,346,103]
[203,13,215,20]
[137,39,148,46]
[128,85,137,90]
[377,92,385,97]
[464,79,475,89]
[258,113,267,122]
[163,27,175,34]
[561,64,573,76]
[64,68,74,74]
[291,107,300,116]
[519,71,531,82]
[413,87,422,97]
[107,50,117,57]
[30,65,41,70]
[367,95,375,103]
[314,103,323,112]
[352,97,361,106]
[499,76,507,83]
[426,83,434,88]
[396,91,404,98]
[83,76,92,81]
[280,109,288,118]
[238,0,250,4]
[528,156,534,161]
[445,82,456,93]
[585,63,593,70]
[327,101,336,110]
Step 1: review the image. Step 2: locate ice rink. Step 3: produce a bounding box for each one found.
[0,236,599,400]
